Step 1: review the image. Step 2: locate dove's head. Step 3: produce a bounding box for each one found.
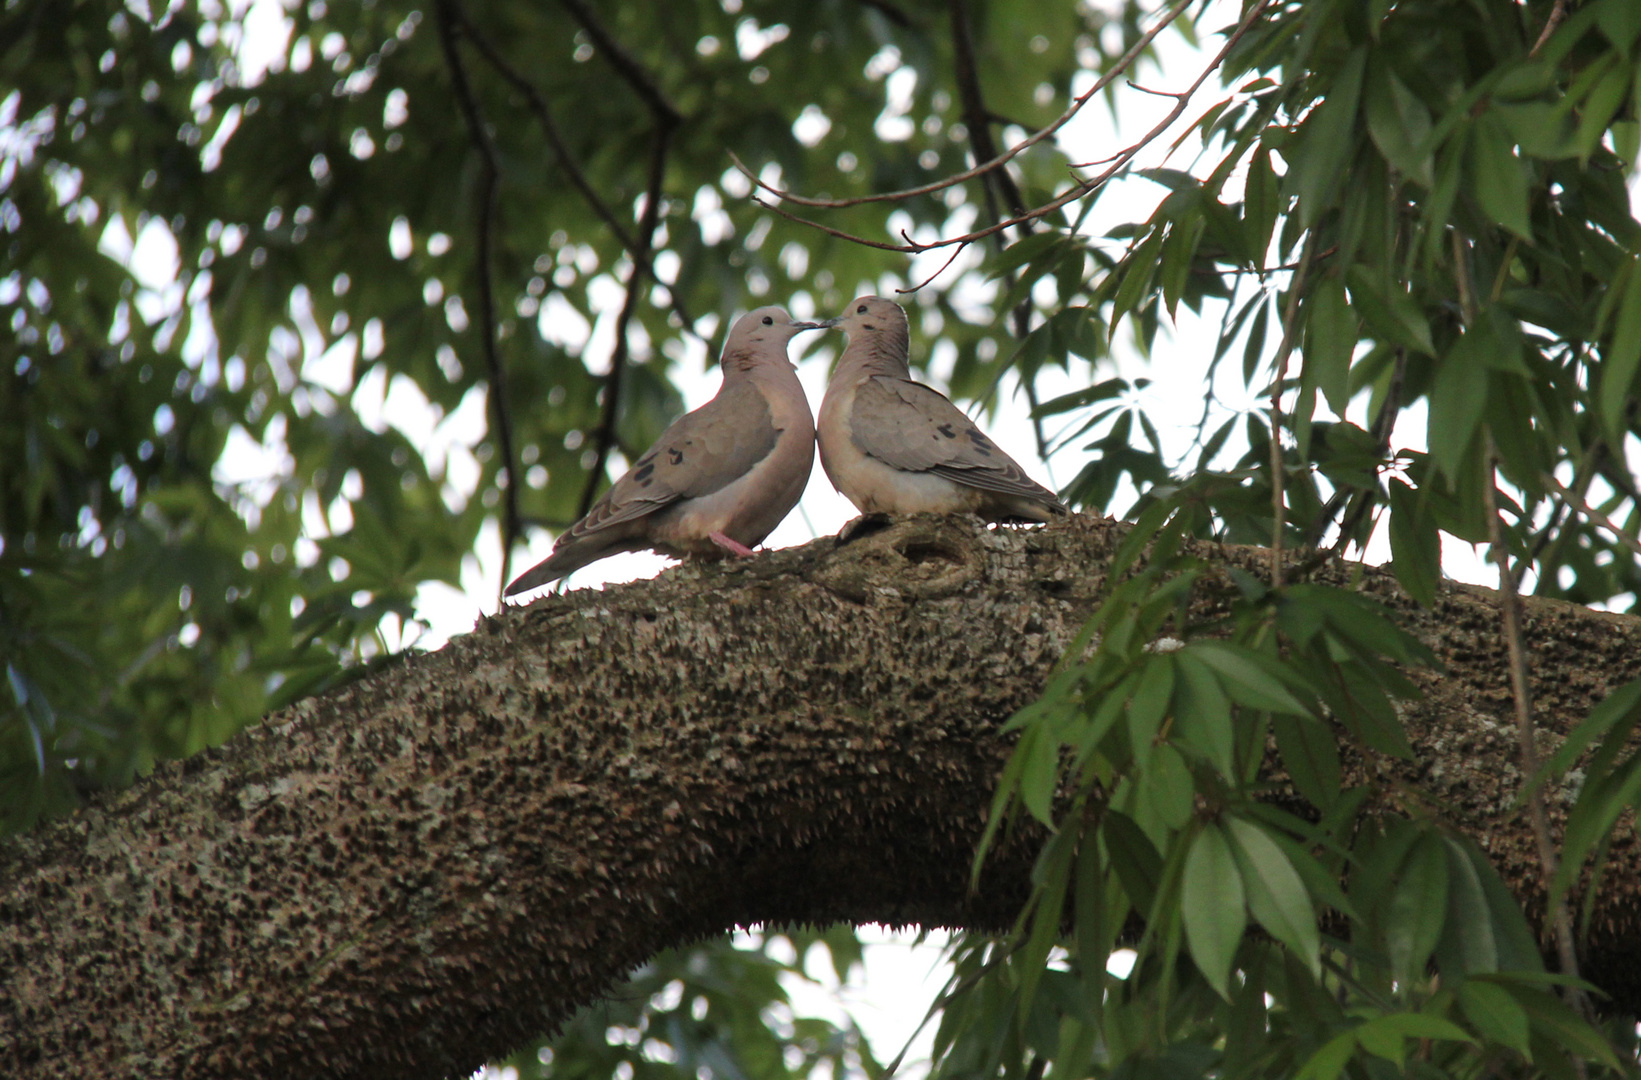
[721,306,824,372]
[824,296,911,373]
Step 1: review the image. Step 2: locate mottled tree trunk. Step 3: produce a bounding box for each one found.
[3,514,1639,1079]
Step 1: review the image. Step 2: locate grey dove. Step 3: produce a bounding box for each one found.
[505,307,820,596]
[817,296,1069,522]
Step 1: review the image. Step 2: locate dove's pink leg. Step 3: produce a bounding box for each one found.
[709,531,757,557]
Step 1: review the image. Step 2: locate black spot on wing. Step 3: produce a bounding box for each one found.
[668,448,684,465]
[937,423,957,439]
[634,463,655,481]
[967,429,993,455]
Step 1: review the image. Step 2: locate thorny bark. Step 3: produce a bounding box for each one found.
[5,514,1641,1079]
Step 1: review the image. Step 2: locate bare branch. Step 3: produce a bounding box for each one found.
[557,0,684,126]
[436,0,523,596]
[732,0,1193,211]
[449,7,702,339]
[946,0,1046,455]
[1267,235,1315,589]
[896,242,972,294]
[1543,473,1641,561]
[577,129,672,519]
[858,0,916,28]
[737,0,1274,255]
[1483,442,1590,1020]
[1530,0,1569,58]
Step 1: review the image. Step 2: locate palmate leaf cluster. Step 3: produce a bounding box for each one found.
[10,0,1641,1078]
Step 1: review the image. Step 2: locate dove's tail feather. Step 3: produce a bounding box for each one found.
[983,492,1072,524]
[504,538,624,596]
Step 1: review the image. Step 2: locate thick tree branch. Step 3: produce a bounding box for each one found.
[7,515,1641,1078]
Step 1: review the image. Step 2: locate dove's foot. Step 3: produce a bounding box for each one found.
[709,531,757,558]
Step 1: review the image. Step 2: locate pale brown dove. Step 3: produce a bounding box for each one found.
[505,307,820,595]
[816,295,1069,522]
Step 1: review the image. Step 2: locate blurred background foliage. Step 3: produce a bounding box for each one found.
[10,0,1641,1077]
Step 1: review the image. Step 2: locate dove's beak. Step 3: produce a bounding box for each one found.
[797,317,841,330]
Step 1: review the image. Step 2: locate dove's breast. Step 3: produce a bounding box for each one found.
[817,375,981,516]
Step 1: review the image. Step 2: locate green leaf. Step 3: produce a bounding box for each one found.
[1172,653,1235,777]
[1346,264,1434,355]
[1018,829,1075,1020]
[1600,257,1641,442]
[986,231,1066,280]
[1287,47,1368,225]
[1226,816,1320,977]
[1363,61,1434,185]
[1435,834,1499,977]
[1243,147,1280,266]
[1427,328,1490,480]
[1468,114,1532,240]
[1509,984,1624,1070]
[1386,831,1450,984]
[1387,479,1440,608]
[1295,1031,1358,1080]
[1104,810,1163,915]
[1189,642,1310,716]
[1018,724,1062,828]
[1126,655,1175,766]
[1304,275,1356,415]
[1159,214,1207,317]
[1460,980,1531,1054]
[1182,822,1245,999]
[1271,713,1341,811]
[1110,229,1164,337]
[1356,1013,1475,1065]
[1148,743,1194,832]
[1595,0,1641,52]
[1574,61,1632,163]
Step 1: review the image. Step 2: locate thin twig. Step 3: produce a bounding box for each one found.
[945,0,1051,463]
[556,0,683,126]
[450,7,702,339]
[859,0,916,28]
[732,0,1196,211]
[577,128,672,519]
[898,243,973,294]
[1519,444,1604,588]
[1482,441,1589,1020]
[742,0,1273,255]
[1311,349,1405,555]
[1530,0,1569,57]
[1268,237,1316,589]
[1543,474,1641,561]
[436,0,523,600]
[1211,244,1337,278]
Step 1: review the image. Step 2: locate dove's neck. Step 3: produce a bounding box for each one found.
[719,345,765,377]
[834,328,911,383]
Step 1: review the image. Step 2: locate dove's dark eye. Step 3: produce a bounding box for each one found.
[762,315,773,325]
[856,304,868,314]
